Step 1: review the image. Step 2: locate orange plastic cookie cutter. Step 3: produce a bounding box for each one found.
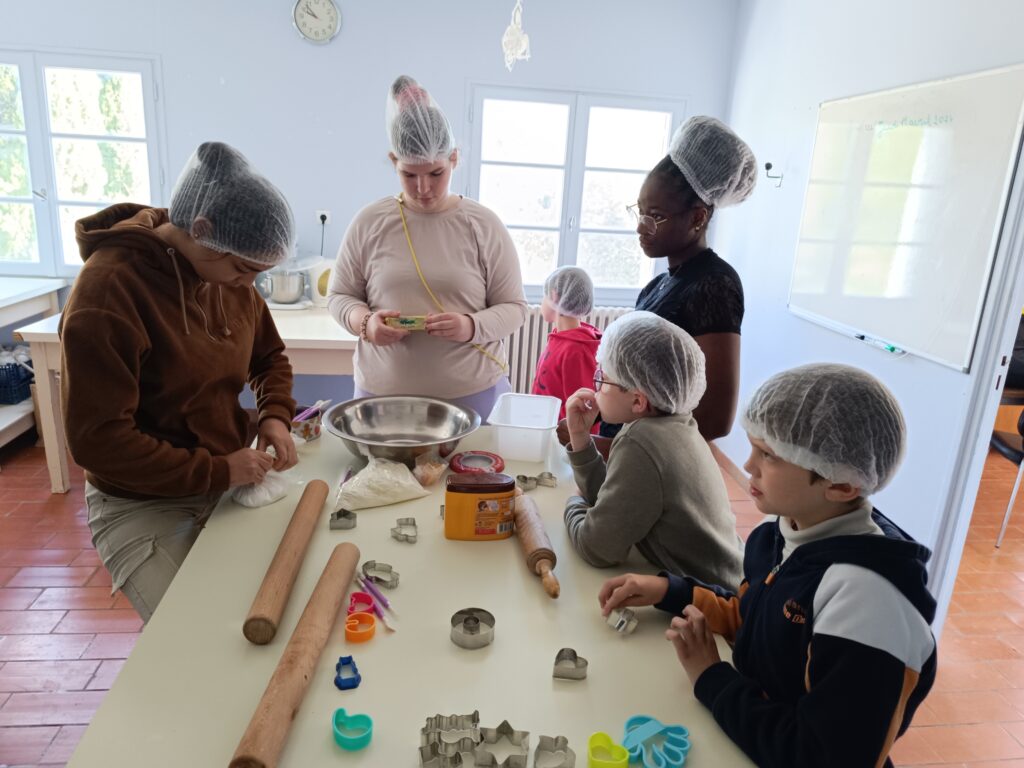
[345,611,376,642]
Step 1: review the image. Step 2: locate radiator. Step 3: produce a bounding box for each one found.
[504,305,634,394]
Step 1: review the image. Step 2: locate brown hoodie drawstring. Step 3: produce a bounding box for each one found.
[166,248,191,335]
[217,286,231,337]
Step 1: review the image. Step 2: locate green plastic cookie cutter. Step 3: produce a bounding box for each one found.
[333,708,373,751]
[588,731,628,767]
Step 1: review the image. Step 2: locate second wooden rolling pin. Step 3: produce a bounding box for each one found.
[243,479,329,645]
[230,542,360,768]
[513,493,560,598]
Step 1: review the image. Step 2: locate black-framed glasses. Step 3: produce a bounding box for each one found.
[626,203,669,236]
[593,367,623,391]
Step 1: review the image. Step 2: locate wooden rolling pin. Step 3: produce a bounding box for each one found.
[513,493,560,598]
[231,542,360,768]
[243,479,329,645]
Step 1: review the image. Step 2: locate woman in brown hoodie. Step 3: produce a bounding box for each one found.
[60,141,297,622]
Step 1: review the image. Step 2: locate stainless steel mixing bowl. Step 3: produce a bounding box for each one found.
[323,396,481,466]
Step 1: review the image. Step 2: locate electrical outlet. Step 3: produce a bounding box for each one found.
[316,210,331,225]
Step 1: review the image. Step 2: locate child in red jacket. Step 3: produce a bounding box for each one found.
[532,266,602,424]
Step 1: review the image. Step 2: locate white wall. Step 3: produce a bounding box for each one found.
[716,0,1024,566]
[2,0,740,261]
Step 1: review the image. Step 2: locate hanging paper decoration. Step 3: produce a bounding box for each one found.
[501,0,531,72]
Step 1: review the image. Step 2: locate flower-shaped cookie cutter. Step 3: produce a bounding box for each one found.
[515,471,558,491]
[450,607,495,650]
[533,734,575,767]
[552,647,588,680]
[391,517,418,543]
[474,720,529,767]
[362,559,400,589]
[332,707,372,750]
[622,715,691,768]
[587,732,628,768]
[333,655,361,690]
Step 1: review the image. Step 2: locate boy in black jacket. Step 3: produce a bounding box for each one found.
[598,364,936,768]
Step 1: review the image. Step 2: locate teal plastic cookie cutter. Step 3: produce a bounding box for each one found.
[588,731,629,767]
[333,708,373,751]
[622,716,690,767]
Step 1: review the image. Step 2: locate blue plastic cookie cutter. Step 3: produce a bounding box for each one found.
[333,708,373,750]
[334,655,361,690]
[622,715,691,767]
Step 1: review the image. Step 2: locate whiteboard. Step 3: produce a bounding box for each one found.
[788,65,1024,371]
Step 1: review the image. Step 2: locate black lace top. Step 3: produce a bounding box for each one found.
[635,248,744,337]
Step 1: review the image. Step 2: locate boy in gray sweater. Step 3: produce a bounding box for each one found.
[563,311,742,587]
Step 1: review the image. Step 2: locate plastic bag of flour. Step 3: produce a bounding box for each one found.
[336,457,429,511]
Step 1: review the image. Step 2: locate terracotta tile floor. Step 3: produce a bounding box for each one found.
[0,431,1022,766]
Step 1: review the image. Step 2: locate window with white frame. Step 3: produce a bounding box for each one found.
[0,51,163,277]
[466,86,685,306]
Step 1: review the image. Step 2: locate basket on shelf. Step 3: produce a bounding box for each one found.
[0,355,33,405]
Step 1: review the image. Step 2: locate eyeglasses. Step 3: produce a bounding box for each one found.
[626,203,669,236]
[593,367,623,391]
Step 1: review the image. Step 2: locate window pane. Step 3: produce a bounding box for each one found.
[580,170,645,229]
[46,68,146,138]
[479,164,562,227]
[0,63,25,130]
[585,107,671,170]
[0,202,39,262]
[508,228,558,285]
[481,100,569,165]
[59,204,102,266]
[577,232,649,288]
[0,135,31,197]
[52,138,150,203]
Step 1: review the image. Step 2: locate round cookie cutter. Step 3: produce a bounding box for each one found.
[450,607,496,650]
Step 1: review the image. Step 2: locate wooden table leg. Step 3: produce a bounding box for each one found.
[31,340,69,494]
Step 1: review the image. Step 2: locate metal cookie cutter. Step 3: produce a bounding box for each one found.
[622,716,691,768]
[607,608,639,635]
[334,655,361,690]
[420,711,482,768]
[534,735,576,768]
[552,648,588,681]
[450,607,495,650]
[474,720,529,767]
[345,611,376,642]
[329,508,357,530]
[515,471,558,491]
[362,559,400,589]
[391,517,418,543]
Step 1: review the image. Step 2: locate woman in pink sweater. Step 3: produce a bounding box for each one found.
[328,76,526,417]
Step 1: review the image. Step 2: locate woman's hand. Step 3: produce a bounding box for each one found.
[425,313,474,343]
[225,448,275,487]
[565,388,599,452]
[666,606,722,685]
[598,573,669,617]
[365,310,410,346]
[257,418,297,471]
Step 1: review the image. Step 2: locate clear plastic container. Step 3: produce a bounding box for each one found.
[486,393,561,463]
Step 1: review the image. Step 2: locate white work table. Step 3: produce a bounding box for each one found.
[66,427,754,767]
[14,307,356,492]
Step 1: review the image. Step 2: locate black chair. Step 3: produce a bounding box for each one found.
[992,406,1024,547]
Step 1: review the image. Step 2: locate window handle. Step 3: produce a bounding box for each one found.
[568,215,576,231]
[32,188,47,200]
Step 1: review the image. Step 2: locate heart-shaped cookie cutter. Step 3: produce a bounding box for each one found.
[552,647,588,680]
[534,734,575,767]
[332,708,373,750]
[622,716,691,768]
[362,559,400,589]
[587,732,628,768]
[515,471,558,491]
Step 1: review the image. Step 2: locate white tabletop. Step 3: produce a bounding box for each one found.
[270,306,357,349]
[12,312,60,342]
[66,427,753,767]
[0,276,66,308]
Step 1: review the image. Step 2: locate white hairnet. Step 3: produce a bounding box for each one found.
[169,142,294,266]
[741,364,906,495]
[386,75,455,163]
[669,116,757,208]
[597,311,706,415]
[544,266,594,318]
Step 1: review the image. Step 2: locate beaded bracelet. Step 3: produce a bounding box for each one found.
[359,311,374,342]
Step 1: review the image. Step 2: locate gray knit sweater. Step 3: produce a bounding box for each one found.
[563,413,744,588]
